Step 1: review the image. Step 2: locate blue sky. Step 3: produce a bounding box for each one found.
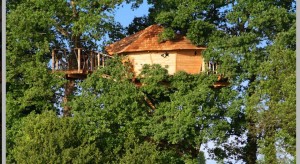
[114,0,151,27]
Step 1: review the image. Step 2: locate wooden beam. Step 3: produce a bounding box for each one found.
[144,95,155,110]
[67,74,87,79]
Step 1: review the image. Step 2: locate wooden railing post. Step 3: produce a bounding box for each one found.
[77,48,81,72]
[52,49,55,72]
[63,49,66,70]
[90,51,94,71]
[102,54,105,68]
[97,53,100,68]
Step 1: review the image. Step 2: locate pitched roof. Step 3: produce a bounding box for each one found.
[105,24,206,55]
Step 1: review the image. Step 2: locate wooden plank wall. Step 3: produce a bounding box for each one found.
[176,50,203,74]
[126,50,204,76]
[127,51,176,75]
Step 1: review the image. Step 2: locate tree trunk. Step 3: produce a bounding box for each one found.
[63,79,75,116]
[244,120,257,164]
[244,75,258,164]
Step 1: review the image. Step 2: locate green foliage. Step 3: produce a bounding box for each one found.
[139,64,170,100]
[104,22,127,45]
[6,0,136,162]
[126,16,153,35]
[7,0,296,163]
[158,27,176,42]
[187,20,216,46]
[146,0,296,162]
[253,24,296,163]
[139,67,242,161]
[119,141,176,164]
[10,111,102,163]
[8,56,245,162]
[70,58,241,162]
[155,11,176,27]
[149,0,228,35]
[69,57,150,162]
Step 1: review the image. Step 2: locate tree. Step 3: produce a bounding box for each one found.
[11,111,102,163]
[7,0,295,163]
[6,0,138,161]
[67,57,238,162]
[139,66,244,162]
[206,1,295,162]
[250,24,296,163]
[126,16,154,35]
[145,0,296,162]
[147,0,228,45]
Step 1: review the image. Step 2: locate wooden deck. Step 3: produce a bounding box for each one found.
[52,48,107,79]
[53,69,94,79]
[51,48,229,88]
[212,81,230,89]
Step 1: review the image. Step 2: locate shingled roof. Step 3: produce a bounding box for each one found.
[105,24,206,55]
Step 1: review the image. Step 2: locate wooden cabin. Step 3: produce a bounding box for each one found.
[105,24,229,88]
[51,48,107,79]
[106,24,206,75]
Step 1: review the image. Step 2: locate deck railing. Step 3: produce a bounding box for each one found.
[52,48,107,73]
[207,61,218,74]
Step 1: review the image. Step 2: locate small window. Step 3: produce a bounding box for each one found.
[161,52,169,58]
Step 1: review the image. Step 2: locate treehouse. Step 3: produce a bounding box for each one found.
[105,24,229,88]
[51,48,108,79]
[51,48,111,116]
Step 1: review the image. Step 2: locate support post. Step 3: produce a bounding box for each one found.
[77,48,81,72]
[63,49,66,70]
[90,51,94,71]
[97,53,100,68]
[203,60,205,72]
[52,50,55,71]
[102,55,105,68]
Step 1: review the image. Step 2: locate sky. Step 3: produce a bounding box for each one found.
[114,0,151,27]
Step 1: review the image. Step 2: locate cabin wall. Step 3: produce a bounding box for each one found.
[124,49,204,76]
[176,50,204,74]
[126,51,177,75]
